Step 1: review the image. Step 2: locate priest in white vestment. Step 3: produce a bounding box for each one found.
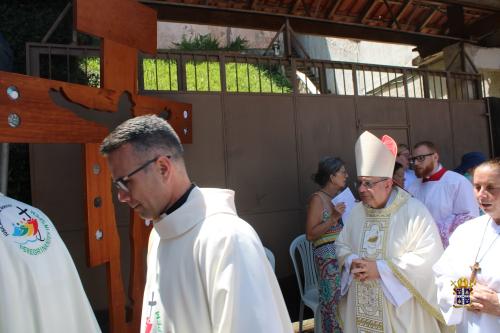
[336,131,448,333]
[0,193,101,333]
[434,159,500,333]
[100,115,293,333]
[408,141,479,247]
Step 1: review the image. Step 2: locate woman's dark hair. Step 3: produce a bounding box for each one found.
[312,156,344,187]
[393,162,403,175]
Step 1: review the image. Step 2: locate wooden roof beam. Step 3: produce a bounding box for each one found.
[359,0,376,24]
[383,0,402,30]
[419,0,500,12]
[288,0,301,14]
[313,0,323,18]
[416,7,437,32]
[447,4,465,37]
[392,0,411,28]
[465,12,500,39]
[325,0,342,20]
[247,0,257,10]
[302,0,312,17]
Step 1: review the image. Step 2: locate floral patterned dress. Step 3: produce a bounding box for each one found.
[312,193,343,333]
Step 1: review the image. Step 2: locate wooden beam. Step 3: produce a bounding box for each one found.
[359,0,376,24]
[325,0,342,20]
[75,0,157,54]
[417,7,437,32]
[247,0,258,10]
[465,12,500,38]
[0,71,192,143]
[383,0,402,30]
[447,5,465,37]
[144,0,470,46]
[301,0,312,17]
[419,0,500,12]
[392,0,411,28]
[313,0,323,18]
[288,0,301,14]
[0,72,107,143]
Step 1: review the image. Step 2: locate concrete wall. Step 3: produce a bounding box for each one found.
[157,22,276,50]
[296,34,417,67]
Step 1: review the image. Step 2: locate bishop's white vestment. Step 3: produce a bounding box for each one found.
[0,194,101,333]
[336,187,447,333]
[140,187,293,333]
[408,167,479,247]
[433,214,500,333]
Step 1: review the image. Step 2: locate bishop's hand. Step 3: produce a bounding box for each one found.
[351,258,380,282]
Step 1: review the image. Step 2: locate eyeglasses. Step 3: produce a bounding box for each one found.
[113,156,168,192]
[355,178,388,189]
[409,153,435,164]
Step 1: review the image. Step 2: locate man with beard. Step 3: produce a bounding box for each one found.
[408,141,479,247]
[336,131,447,333]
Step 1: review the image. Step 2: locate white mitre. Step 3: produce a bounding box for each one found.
[355,131,397,178]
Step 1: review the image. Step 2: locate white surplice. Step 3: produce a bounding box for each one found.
[336,187,447,333]
[408,167,479,247]
[433,214,500,333]
[0,194,101,333]
[140,187,293,333]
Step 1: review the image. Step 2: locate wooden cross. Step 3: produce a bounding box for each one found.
[0,0,192,332]
[470,262,481,285]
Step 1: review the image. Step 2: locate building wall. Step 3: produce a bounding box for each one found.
[296,34,417,67]
[157,22,276,50]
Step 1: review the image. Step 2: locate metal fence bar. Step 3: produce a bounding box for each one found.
[154,57,159,90]
[206,55,210,91]
[168,57,173,90]
[66,48,70,82]
[342,68,347,95]
[246,60,251,92]
[48,46,52,80]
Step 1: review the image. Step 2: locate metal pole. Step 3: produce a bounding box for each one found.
[0,143,9,194]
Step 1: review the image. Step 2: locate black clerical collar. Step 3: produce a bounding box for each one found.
[164,183,196,215]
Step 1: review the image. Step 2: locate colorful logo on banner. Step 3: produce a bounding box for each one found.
[0,203,52,256]
[451,277,474,308]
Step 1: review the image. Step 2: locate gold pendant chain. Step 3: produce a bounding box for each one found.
[472,217,500,272]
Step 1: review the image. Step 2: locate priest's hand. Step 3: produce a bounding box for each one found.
[469,284,500,316]
[351,258,380,282]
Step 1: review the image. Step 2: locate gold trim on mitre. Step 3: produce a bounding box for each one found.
[355,131,396,178]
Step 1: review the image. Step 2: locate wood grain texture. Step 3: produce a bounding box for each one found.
[102,40,138,93]
[0,71,192,143]
[75,0,157,54]
[0,72,110,143]
[84,144,128,332]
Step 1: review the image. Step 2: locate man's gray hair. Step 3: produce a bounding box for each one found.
[100,114,184,156]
